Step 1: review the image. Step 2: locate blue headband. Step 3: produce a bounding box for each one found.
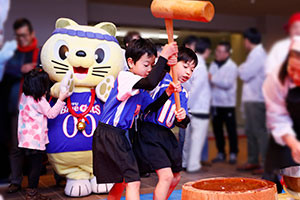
[52,28,119,44]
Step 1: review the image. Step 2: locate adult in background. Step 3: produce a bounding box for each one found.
[209,41,238,164]
[262,36,300,192]
[178,35,198,152]
[0,18,39,193]
[182,37,212,172]
[237,28,268,175]
[265,12,300,74]
[0,0,17,183]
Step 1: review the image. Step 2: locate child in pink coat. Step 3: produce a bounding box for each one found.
[17,68,69,200]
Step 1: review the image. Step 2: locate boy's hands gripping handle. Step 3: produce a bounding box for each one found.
[165,19,181,115]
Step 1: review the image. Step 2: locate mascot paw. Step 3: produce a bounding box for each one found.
[64,179,92,197]
[96,75,115,102]
[60,70,74,95]
[90,176,114,194]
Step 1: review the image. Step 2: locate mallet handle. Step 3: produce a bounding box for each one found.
[165,19,181,111]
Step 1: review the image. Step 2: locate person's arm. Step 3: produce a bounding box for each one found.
[238,51,265,82]
[282,134,300,163]
[133,56,168,90]
[211,63,238,89]
[263,72,296,146]
[174,115,190,128]
[144,91,168,114]
[38,97,66,119]
[143,82,180,114]
[174,89,190,128]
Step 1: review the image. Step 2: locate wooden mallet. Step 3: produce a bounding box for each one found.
[151,0,215,110]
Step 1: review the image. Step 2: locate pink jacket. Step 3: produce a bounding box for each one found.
[18,94,65,150]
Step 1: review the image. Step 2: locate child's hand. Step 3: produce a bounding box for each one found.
[166,82,181,96]
[160,42,178,60]
[58,90,70,101]
[167,55,177,66]
[175,108,186,121]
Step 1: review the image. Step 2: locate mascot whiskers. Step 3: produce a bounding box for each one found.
[40,18,122,197]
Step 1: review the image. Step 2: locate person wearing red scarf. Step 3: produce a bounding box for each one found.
[0,18,40,197]
[265,12,300,75]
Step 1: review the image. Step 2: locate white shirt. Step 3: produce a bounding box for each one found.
[263,66,297,146]
[265,38,291,75]
[238,44,267,103]
[183,53,211,114]
[209,58,238,107]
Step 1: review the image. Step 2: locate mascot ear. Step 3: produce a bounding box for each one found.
[55,18,78,29]
[94,22,117,36]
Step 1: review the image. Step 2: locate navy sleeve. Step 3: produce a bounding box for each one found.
[174,116,190,129]
[133,56,169,90]
[143,91,170,114]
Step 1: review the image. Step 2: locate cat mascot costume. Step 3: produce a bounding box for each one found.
[40,18,122,197]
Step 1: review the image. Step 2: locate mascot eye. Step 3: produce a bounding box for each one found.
[59,45,69,60]
[94,43,110,65]
[54,40,69,61]
[95,48,105,64]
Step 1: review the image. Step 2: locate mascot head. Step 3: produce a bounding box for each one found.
[41,18,122,99]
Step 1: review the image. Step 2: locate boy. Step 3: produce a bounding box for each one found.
[135,47,197,200]
[92,38,178,200]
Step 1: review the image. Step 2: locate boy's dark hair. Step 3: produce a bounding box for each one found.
[125,38,157,65]
[182,35,198,48]
[218,41,231,53]
[13,18,33,33]
[178,47,198,67]
[23,68,50,101]
[196,37,211,54]
[123,31,141,46]
[243,28,261,44]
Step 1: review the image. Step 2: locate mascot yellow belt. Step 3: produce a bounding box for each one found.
[40,18,122,197]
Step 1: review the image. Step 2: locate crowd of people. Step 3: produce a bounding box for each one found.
[1,8,300,199]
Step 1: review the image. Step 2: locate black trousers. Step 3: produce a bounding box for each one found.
[10,147,44,188]
[9,115,44,188]
[211,106,238,154]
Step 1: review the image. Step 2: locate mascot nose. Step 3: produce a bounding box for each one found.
[76,50,86,57]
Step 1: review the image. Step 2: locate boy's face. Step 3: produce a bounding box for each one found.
[129,53,156,78]
[175,60,196,83]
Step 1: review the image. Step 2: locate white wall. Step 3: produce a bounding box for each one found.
[4,0,87,46]
[87,3,257,32]
[3,1,290,51]
[88,3,290,51]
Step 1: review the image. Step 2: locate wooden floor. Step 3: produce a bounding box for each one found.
[0,136,262,200]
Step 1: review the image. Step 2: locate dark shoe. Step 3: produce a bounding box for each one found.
[229,153,237,165]
[237,163,260,171]
[6,184,21,193]
[140,172,150,178]
[212,153,226,163]
[201,161,212,167]
[26,188,51,200]
[252,168,264,175]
